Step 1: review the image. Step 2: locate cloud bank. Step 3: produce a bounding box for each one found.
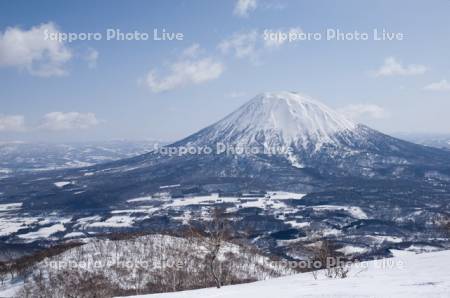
[339,104,387,121]
[39,112,100,131]
[0,115,26,132]
[373,57,427,77]
[423,79,450,91]
[234,0,257,17]
[0,22,72,77]
[144,44,224,93]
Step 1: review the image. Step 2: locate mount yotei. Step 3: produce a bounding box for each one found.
[165,91,450,181]
[1,92,450,259]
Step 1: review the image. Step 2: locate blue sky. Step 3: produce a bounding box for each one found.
[1,0,450,142]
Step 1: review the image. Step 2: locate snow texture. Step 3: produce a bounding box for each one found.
[124,249,450,298]
[190,91,357,151]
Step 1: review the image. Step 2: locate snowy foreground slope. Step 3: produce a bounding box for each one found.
[123,250,450,298]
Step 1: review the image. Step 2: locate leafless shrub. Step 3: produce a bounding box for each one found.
[188,207,231,288]
[0,262,7,285]
[310,239,349,279]
[441,215,450,236]
[17,270,116,298]
[5,242,83,282]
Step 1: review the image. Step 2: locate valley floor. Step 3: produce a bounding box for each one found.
[123,250,450,298]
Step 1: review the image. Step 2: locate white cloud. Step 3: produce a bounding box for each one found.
[423,79,450,91]
[263,27,303,48]
[39,112,100,131]
[218,30,259,61]
[339,104,387,121]
[144,45,224,93]
[260,1,286,10]
[0,115,25,132]
[0,22,72,77]
[219,28,300,63]
[234,0,257,17]
[373,57,427,77]
[84,48,99,69]
[181,43,202,58]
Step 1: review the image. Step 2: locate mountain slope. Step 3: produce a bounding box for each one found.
[2,91,450,210]
[170,91,450,178]
[178,91,357,151]
[123,250,450,298]
[1,92,450,261]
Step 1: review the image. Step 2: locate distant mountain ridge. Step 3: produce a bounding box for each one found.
[397,133,450,150]
[0,140,165,178]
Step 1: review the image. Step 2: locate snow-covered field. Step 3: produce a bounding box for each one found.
[122,250,450,298]
[0,191,307,239]
[69,191,308,230]
[0,203,22,212]
[17,223,66,241]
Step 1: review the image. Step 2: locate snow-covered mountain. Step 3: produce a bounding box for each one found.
[182,92,356,151]
[170,91,450,179]
[2,91,450,213]
[1,92,450,262]
[4,91,450,194]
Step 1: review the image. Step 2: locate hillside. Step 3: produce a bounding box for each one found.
[0,234,294,297]
[123,249,450,298]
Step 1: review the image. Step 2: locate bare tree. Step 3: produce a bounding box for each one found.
[442,215,450,236]
[189,207,231,288]
[0,262,7,286]
[311,239,349,279]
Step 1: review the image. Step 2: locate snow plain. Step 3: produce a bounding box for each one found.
[122,250,450,298]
